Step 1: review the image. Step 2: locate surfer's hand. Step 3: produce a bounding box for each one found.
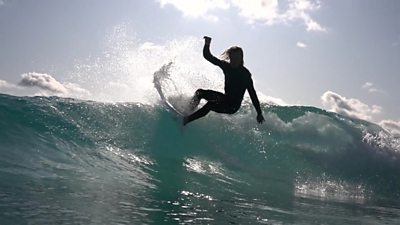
[257,114,265,124]
[203,36,212,45]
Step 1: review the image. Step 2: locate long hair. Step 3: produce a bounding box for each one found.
[221,46,244,65]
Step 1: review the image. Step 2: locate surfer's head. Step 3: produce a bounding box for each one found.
[222,46,244,68]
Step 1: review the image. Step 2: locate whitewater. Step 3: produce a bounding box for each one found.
[1,35,400,224]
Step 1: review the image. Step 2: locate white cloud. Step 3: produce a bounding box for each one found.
[362,82,373,89]
[296,41,307,48]
[361,82,386,94]
[19,72,68,93]
[63,82,91,96]
[158,0,325,32]
[158,0,229,21]
[283,0,325,32]
[0,79,12,88]
[379,120,400,134]
[321,91,382,121]
[231,0,279,24]
[17,72,90,97]
[0,79,22,95]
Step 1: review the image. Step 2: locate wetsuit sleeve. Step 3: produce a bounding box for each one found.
[247,78,263,115]
[203,44,225,68]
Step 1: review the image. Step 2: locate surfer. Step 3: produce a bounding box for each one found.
[183,36,265,125]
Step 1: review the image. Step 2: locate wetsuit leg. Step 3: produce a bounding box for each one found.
[189,89,202,110]
[184,90,239,125]
[184,101,239,125]
[184,102,212,125]
[189,89,225,110]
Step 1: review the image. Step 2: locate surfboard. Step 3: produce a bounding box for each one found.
[153,63,185,120]
[164,98,184,117]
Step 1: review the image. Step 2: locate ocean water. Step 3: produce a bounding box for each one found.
[1,91,400,224]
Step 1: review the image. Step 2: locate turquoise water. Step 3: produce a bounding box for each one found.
[0,93,399,224]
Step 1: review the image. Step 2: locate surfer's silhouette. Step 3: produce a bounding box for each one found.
[183,36,265,125]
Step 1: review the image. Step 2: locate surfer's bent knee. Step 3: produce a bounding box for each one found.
[195,89,204,95]
[195,89,205,98]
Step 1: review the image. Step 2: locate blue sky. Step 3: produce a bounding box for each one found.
[0,0,399,132]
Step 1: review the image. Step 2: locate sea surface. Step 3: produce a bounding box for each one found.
[1,92,400,224]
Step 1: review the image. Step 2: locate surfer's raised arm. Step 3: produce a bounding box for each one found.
[247,79,265,124]
[203,36,225,68]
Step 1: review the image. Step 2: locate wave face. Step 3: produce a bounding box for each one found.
[1,93,400,224]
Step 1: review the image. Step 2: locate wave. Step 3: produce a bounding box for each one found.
[0,92,399,224]
[1,93,399,190]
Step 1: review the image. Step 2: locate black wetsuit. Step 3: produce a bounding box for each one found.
[185,44,262,124]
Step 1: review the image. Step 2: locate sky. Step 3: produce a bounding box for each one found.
[0,0,399,133]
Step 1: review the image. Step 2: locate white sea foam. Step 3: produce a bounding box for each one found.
[68,25,222,104]
[295,174,368,203]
